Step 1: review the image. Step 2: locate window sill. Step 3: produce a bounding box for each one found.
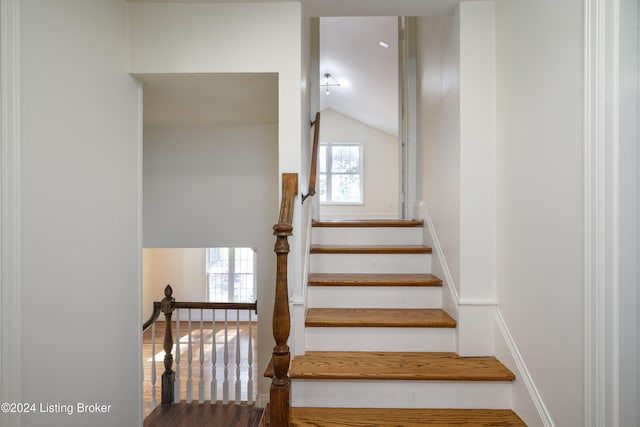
[320,202,365,206]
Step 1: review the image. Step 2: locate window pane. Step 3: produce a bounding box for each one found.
[331,145,360,173]
[234,247,254,273]
[331,174,361,202]
[233,247,254,302]
[209,272,229,302]
[319,145,327,173]
[319,173,327,202]
[207,247,255,302]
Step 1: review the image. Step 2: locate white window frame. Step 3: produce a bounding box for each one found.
[205,247,256,303]
[319,141,364,205]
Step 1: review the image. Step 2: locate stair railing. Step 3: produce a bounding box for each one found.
[302,112,321,203]
[142,285,258,413]
[270,172,298,426]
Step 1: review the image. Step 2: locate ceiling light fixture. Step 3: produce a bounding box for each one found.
[322,73,341,95]
[379,40,390,48]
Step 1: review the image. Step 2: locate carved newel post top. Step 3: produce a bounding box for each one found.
[161,284,175,314]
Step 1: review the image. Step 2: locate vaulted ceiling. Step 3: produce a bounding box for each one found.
[320,16,398,136]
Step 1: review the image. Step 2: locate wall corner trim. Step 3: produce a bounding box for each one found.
[584,0,620,425]
[495,310,555,427]
[0,0,23,425]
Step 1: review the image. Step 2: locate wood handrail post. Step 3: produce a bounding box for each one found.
[270,173,297,426]
[270,225,292,426]
[160,284,176,405]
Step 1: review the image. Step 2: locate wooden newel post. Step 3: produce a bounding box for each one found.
[271,224,292,427]
[161,284,176,405]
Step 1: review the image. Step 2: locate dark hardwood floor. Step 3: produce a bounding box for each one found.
[143,321,259,425]
[144,401,263,427]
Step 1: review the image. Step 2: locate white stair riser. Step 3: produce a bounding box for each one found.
[291,380,512,409]
[307,286,442,309]
[310,253,431,274]
[305,327,456,352]
[312,227,423,246]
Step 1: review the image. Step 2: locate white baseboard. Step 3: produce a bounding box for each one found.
[414,201,459,310]
[417,202,551,423]
[495,310,553,427]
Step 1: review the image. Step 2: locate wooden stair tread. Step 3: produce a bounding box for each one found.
[311,244,432,254]
[312,219,424,228]
[308,273,442,287]
[290,407,527,426]
[289,352,516,381]
[305,308,456,328]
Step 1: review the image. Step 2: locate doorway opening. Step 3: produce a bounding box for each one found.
[136,72,279,415]
[318,16,402,220]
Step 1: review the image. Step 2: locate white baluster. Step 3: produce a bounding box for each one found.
[150,321,157,410]
[235,310,241,404]
[199,309,204,403]
[247,310,254,405]
[223,310,229,404]
[174,310,181,402]
[210,311,217,404]
[187,309,193,403]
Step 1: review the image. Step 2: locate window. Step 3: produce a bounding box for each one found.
[206,247,255,302]
[319,142,363,204]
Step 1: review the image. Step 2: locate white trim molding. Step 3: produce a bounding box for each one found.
[584,0,621,425]
[495,310,554,427]
[0,0,22,426]
[414,201,459,305]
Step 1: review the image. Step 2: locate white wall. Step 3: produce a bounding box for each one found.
[416,14,461,293]
[458,2,495,303]
[144,248,206,307]
[617,0,639,423]
[128,2,302,175]
[494,0,584,425]
[416,4,496,356]
[19,1,141,426]
[143,124,278,400]
[319,109,399,219]
[143,125,278,247]
[129,3,304,406]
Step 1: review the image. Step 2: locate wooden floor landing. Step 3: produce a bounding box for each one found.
[144,401,263,427]
[289,407,526,427]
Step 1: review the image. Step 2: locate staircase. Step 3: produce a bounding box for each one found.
[288,219,525,426]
